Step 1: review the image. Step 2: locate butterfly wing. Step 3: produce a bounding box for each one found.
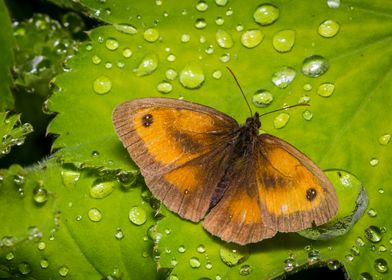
[203,156,277,245]
[112,98,239,222]
[256,134,338,232]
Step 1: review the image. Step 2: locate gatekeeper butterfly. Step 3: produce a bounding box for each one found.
[112,73,338,245]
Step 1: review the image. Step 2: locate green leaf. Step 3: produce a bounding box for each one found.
[0,0,15,110]
[0,159,158,279]
[0,113,33,157]
[46,0,392,279]
[12,13,80,97]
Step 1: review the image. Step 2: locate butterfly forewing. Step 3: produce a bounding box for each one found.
[256,134,338,232]
[112,98,239,222]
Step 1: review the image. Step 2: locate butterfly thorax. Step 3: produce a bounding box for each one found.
[233,113,261,158]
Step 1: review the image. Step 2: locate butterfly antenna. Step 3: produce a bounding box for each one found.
[226,66,253,117]
[259,103,310,117]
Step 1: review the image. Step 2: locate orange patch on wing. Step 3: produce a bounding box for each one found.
[133,108,219,166]
[164,165,201,193]
[227,190,261,225]
[258,147,323,216]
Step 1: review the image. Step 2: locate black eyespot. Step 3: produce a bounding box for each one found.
[306,188,317,201]
[142,114,153,127]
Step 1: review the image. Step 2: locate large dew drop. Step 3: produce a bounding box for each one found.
[253,4,279,25]
[128,206,147,225]
[134,54,159,76]
[272,66,296,88]
[252,89,273,107]
[105,38,119,51]
[90,181,116,199]
[93,76,112,95]
[272,30,295,52]
[241,30,264,48]
[302,55,329,77]
[219,244,249,267]
[179,63,205,89]
[144,28,160,42]
[318,20,340,38]
[216,30,234,49]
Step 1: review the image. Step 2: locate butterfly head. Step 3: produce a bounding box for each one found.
[245,112,261,131]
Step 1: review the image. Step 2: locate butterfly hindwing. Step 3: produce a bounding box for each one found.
[112,98,239,221]
[256,134,339,232]
[203,157,277,245]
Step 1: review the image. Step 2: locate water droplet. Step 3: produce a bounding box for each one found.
[379,245,387,252]
[236,24,244,32]
[241,30,264,48]
[157,82,173,94]
[58,265,69,277]
[216,30,234,49]
[93,76,112,95]
[327,0,341,9]
[253,4,279,25]
[5,252,14,260]
[205,44,214,54]
[178,245,186,253]
[239,264,252,276]
[169,275,179,280]
[167,54,176,62]
[317,82,335,97]
[40,259,49,268]
[197,245,206,253]
[134,53,159,76]
[196,0,209,12]
[303,83,313,91]
[88,208,103,222]
[369,158,379,167]
[179,63,205,89]
[374,258,388,273]
[144,28,160,42]
[225,7,233,16]
[165,69,178,80]
[219,53,231,63]
[205,261,213,270]
[195,18,207,29]
[299,95,311,104]
[114,228,124,240]
[274,113,290,129]
[378,188,384,194]
[14,174,25,186]
[113,23,137,35]
[318,20,340,38]
[252,89,273,107]
[75,215,82,221]
[33,184,48,204]
[38,241,46,250]
[28,226,43,242]
[90,181,116,199]
[379,134,391,145]
[215,0,228,6]
[284,255,296,272]
[189,257,201,268]
[302,110,313,121]
[272,66,296,88]
[92,55,102,65]
[61,170,80,188]
[327,259,341,270]
[181,33,190,43]
[215,17,224,25]
[219,244,249,267]
[345,254,354,262]
[368,208,377,217]
[105,38,119,51]
[364,226,383,243]
[351,246,360,256]
[356,237,365,247]
[302,55,329,77]
[171,257,178,266]
[307,249,320,263]
[129,206,147,225]
[358,272,373,280]
[18,262,31,275]
[272,29,295,52]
